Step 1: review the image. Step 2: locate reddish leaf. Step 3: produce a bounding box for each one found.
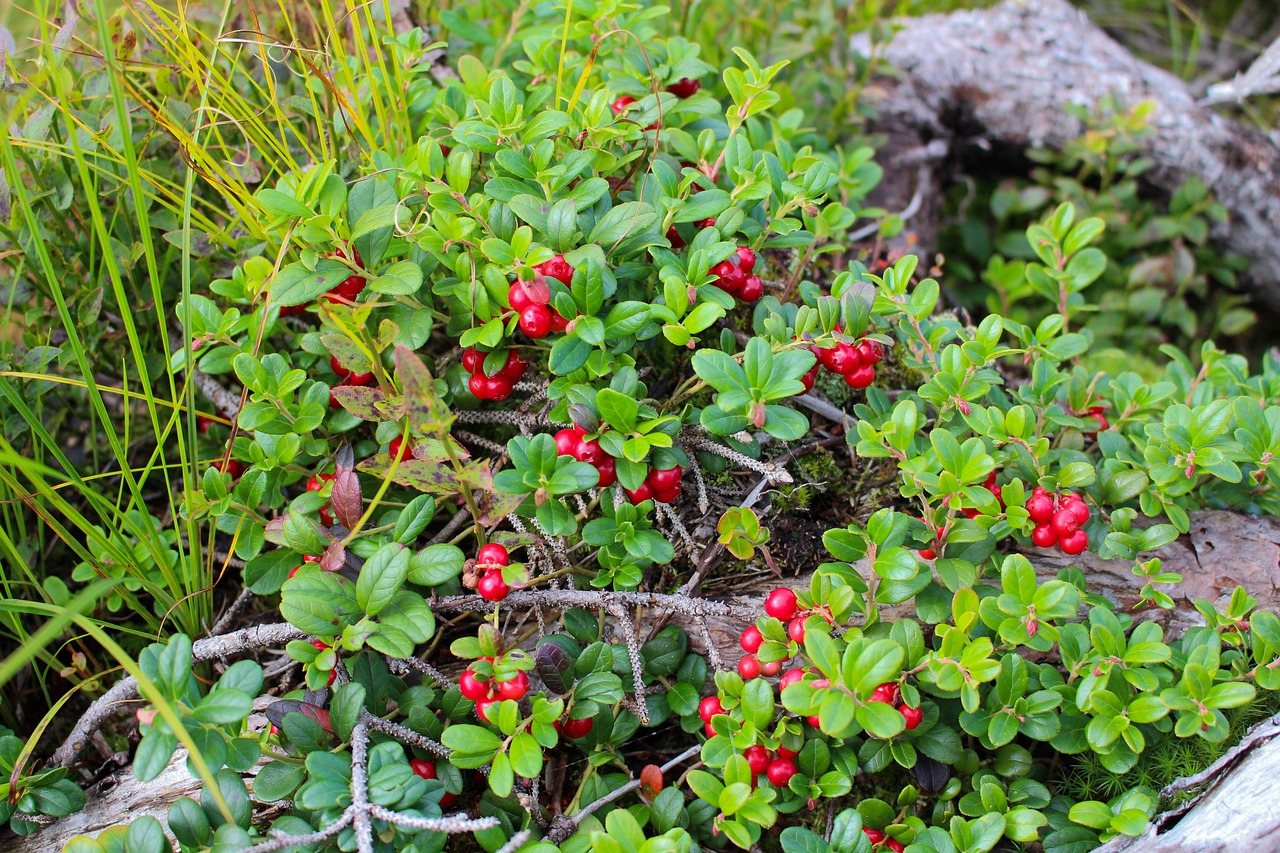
[331,468,363,529]
[331,385,403,422]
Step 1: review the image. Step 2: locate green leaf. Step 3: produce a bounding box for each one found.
[356,543,410,616]
[509,732,543,779]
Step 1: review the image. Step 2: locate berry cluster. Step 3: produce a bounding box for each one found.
[961,471,1005,519]
[863,828,905,852]
[510,257,574,340]
[462,347,527,401]
[553,427,616,487]
[624,464,683,505]
[1084,403,1110,437]
[280,244,366,316]
[458,658,529,723]
[735,588,805,679]
[807,334,884,393]
[329,355,374,408]
[1027,487,1090,555]
[868,681,922,730]
[475,543,511,602]
[710,246,764,303]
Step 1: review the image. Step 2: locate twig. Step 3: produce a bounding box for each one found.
[208,586,254,637]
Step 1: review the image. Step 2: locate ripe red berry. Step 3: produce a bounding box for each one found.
[330,355,352,378]
[704,721,717,738]
[461,347,483,374]
[388,437,409,461]
[1031,524,1058,548]
[499,351,528,381]
[573,437,604,466]
[509,281,536,312]
[535,255,575,285]
[214,459,245,479]
[776,744,798,759]
[738,655,762,680]
[476,698,500,723]
[864,829,885,844]
[1065,497,1091,525]
[807,715,821,728]
[1051,509,1080,537]
[497,671,529,701]
[760,659,782,677]
[779,668,806,691]
[519,304,553,338]
[844,364,876,390]
[886,839,905,853]
[711,260,744,293]
[1026,494,1055,524]
[787,618,806,644]
[822,343,861,375]
[740,625,764,653]
[764,588,798,621]
[410,758,437,780]
[458,670,489,701]
[484,375,513,401]
[695,217,716,228]
[738,275,764,303]
[562,717,593,738]
[323,273,367,304]
[654,486,680,504]
[666,225,686,249]
[800,366,818,393]
[699,696,725,722]
[624,481,654,504]
[900,705,923,730]
[1060,529,1089,555]
[744,745,770,775]
[735,246,757,273]
[648,466,682,492]
[477,543,509,567]
[611,95,636,116]
[870,683,898,705]
[554,428,583,457]
[666,77,701,98]
[858,340,884,365]
[595,456,617,488]
[288,565,301,580]
[477,572,509,602]
[549,309,570,333]
[766,758,796,787]
[468,374,490,399]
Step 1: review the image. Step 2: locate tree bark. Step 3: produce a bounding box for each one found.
[854,0,1280,312]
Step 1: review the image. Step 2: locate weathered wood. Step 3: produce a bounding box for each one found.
[853,0,1280,311]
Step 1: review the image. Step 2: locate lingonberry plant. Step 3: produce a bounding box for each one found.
[14,2,1280,853]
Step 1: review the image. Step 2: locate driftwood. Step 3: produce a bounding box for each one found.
[855,0,1280,312]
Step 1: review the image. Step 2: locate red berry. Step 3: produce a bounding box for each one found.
[458,670,488,701]
[822,343,861,374]
[477,572,509,602]
[1032,485,1049,498]
[887,840,905,853]
[761,659,782,677]
[461,348,483,374]
[779,669,806,692]
[330,355,351,378]
[704,721,717,738]
[764,588,798,621]
[327,669,337,687]
[477,543,509,567]
[740,625,764,653]
[624,481,654,504]
[864,829,885,844]
[1031,524,1058,548]
[549,309,570,332]
[738,275,764,303]
[844,364,876,390]
[666,77,701,98]
[666,226,686,249]
[648,466,682,492]
[554,428,583,457]
[870,683,898,705]
[196,415,215,434]
[900,705,923,730]
[1060,529,1089,555]
[535,255,575,286]
[711,260,745,293]
[735,246,757,273]
[800,366,818,393]
[468,373,491,399]
[499,351,528,381]
[699,696,725,722]
[509,282,535,312]
[563,717,593,738]
[388,437,409,461]
[744,745,770,775]
[858,340,884,364]
[695,217,716,228]
[917,548,937,560]
[611,95,636,116]
[654,486,680,504]
[807,715,821,728]
[319,505,334,526]
[1051,509,1080,537]
[1065,497,1091,525]
[497,671,529,701]
[766,758,796,787]
[595,456,617,488]
[484,375,513,401]
[476,698,500,723]
[288,565,301,579]
[410,758,437,780]
[738,655,762,680]
[776,744,798,759]
[323,273,366,304]
[214,459,245,479]
[1026,494,1055,524]
[519,305,553,339]
[573,437,604,466]
[788,617,806,644]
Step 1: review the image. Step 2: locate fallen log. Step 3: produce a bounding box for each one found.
[854,0,1280,312]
